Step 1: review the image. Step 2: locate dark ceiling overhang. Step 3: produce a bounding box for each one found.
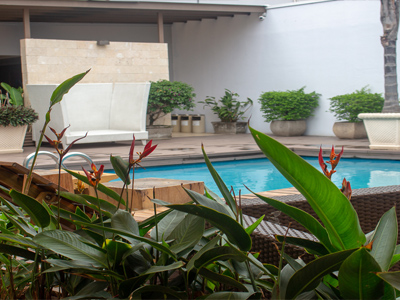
[0,0,266,24]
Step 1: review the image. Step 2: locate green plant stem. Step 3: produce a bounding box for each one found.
[129,167,136,213]
[117,166,132,210]
[8,255,15,300]
[24,117,50,194]
[57,159,62,229]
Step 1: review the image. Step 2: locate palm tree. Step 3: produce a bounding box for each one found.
[381,0,400,112]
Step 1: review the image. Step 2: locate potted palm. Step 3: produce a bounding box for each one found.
[258,87,319,136]
[329,87,384,139]
[147,80,196,139]
[0,83,38,153]
[200,89,253,134]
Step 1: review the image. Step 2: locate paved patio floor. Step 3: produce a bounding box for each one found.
[1,132,400,171]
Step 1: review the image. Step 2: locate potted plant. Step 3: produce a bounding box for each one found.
[147,80,196,139]
[199,89,253,134]
[329,87,384,139]
[258,87,319,136]
[0,84,38,153]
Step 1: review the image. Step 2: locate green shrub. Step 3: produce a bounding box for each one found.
[0,105,38,127]
[199,89,253,122]
[148,80,196,126]
[258,87,320,122]
[329,87,384,122]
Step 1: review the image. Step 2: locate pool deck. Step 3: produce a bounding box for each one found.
[2,131,400,171]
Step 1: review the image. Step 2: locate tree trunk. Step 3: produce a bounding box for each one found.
[381,0,400,112]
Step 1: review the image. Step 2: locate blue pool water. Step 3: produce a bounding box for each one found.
[109,157,400,195]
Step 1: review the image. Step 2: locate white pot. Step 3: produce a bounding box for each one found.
[0,125,28,154]
[358,113,400,150]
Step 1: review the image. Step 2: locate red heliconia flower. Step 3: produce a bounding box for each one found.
[129,134,157,166]
[329,146,344,170]
[82,163,104,187]
[340,178,352,200]
[44,125,87,158]
[319,147,335,179]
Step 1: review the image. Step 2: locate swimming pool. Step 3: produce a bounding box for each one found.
[109,157,400,195]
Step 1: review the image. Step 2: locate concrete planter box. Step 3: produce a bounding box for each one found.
[270,120,306,136]
[147,125,173,140]
[332,121,367,139]
[358,113,400,150]
[0,125,28,154]
[212,121,247,134]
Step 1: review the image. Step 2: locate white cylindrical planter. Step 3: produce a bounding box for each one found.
[358,113,400,150]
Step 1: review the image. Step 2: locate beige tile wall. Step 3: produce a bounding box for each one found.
[21,38,171,125]
[21,39,169,86]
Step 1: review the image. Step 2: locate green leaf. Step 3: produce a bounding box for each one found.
[285,248,357,299]
[169,213,204,253]
[199,267,248,291]
[33,230,107,268]
[65,170,125,206]
[138,207,172,236]
[150,209,187,241]
[50,70,89,106]
[111,210,139,237]
[245,215,264,235]
[184,188,235,218]
[339,248,384,300]
[390,245,400,268]
[104,239,131,265]
[166,203,251,251]
[2,211,37,237]
[202,145,237,215]
[187,236,221,272]
[0,234,39,249]
[204,292,255,299]
[275,236,330,256]
[255,194,336,253]
[9,189,50,228]
[110,155,131,185]
[143,261,184,275]
[72,220,177,258]
[129,285,186,300]
[194,246,248,270]
[377,271,400,291]
[369,207,398,271]
[249,126,365,250]
[0,243,37,260]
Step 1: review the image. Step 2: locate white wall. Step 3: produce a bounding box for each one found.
[171,0,384,136]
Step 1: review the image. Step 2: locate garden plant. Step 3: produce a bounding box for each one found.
[258,87,319,122]
[1,71,400,299]
[199,89,253,122]
[147,80,196,126]
[329,87,385,123]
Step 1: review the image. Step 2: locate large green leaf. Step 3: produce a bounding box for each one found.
[377,271,400,291]
[150,209,187,241]
[138,207,172,236]
[0,234,39,249]
[369,207,398,271]
[50,70,89,106]
[275,236,329,256]
[1,82,23,106]
[166,203,251,251]
[0,243,37,260]
[199,267,249,291]
[194,246,248,270]
[110,155,131,185]
[72,220,176,258]
[187,236,221,272]
[65,170,125,206]
[143,261,184,275]
[202,145,237,215]
[255,193,336,252]
[168,213,204,253]
[339,248,384,300]
[129,285,186,299]
[33,230,107,268]
[2,211,37,237]
[390,245,400,268]
[9,189,50,228]
[285,248,357,299]
[249,126,365,250]
[111,210,139,237]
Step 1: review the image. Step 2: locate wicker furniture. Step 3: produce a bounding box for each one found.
[242,185,400,264]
